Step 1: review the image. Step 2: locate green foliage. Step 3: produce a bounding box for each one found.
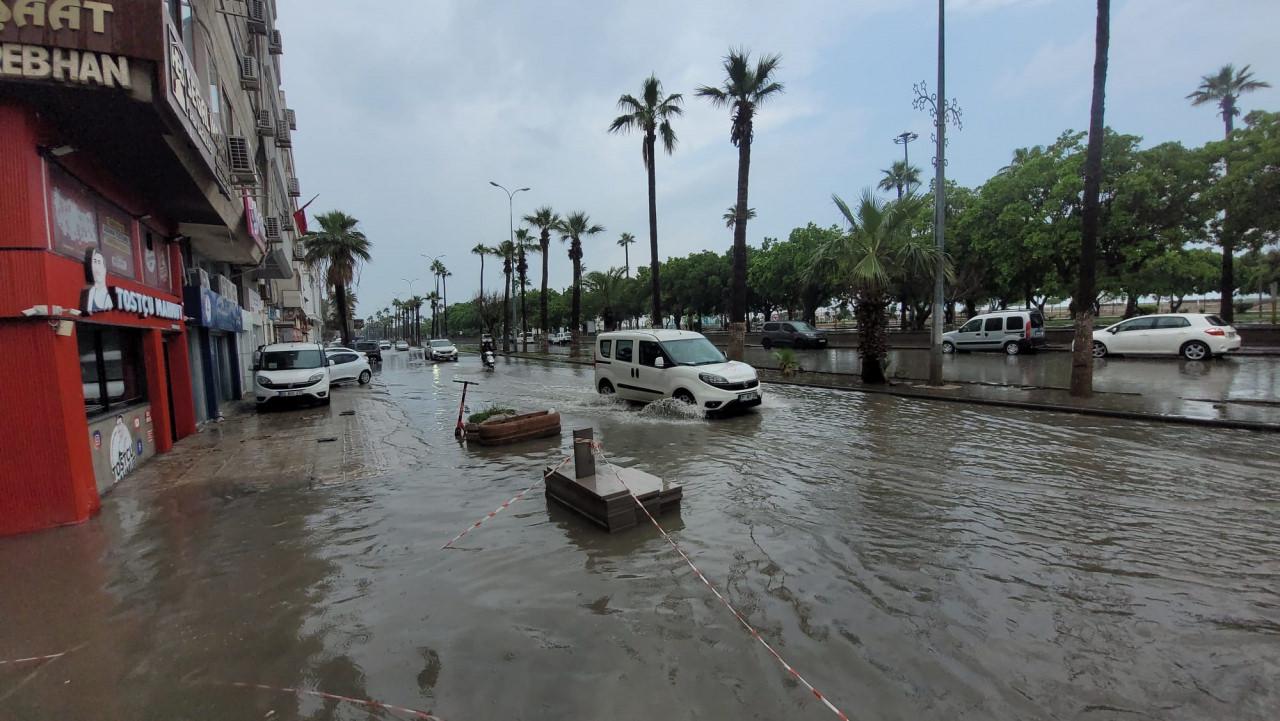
[468,406,516,424]
[774,348,800,377]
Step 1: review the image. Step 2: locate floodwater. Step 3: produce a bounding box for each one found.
[2,352,1278,720]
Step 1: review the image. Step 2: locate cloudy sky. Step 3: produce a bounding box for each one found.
[277,0,1280,319]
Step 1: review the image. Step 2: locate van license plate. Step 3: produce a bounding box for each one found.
[279,390,301,397]
[738,391,759,402]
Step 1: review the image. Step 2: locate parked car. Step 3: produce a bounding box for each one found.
[942,309,1047,355]
[325,348,373,385]
[354,340,382,363]
[1090,313,1240,360]
[254,342,331,409]
[594,330,762,413]
[428,338,459,361]
[378,340,392,351]
[394,340,410,351]
[761,320,828,349]
[549,331,572,345]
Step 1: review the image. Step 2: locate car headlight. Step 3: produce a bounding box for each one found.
[699,373,729,386]
[256,375,270,386]
[307,373,325,384]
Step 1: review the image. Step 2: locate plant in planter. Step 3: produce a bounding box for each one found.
[774,348,800,377]
[468,406,516,425]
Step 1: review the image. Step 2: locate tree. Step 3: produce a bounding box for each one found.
[1188,63,1271,322]
[302,210,371,347]
[1070,0,1109,398]
[697,49,784,360]
[584,268,629,331]
[523,206,560,348]
[1202,111,1280,267]
[812,191,938,384]
[515,228,536,350]
[617,232,636,278]
[556,212,604,352]
[723,205,756,228]
[877,160,922,200]
[496,240,515,348]
[610,75,683,329]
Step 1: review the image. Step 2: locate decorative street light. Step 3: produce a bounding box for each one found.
[913,0,963,388]
[893,131,919,194]
[489,181,530,353]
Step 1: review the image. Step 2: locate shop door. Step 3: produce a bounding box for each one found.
[214,334,235,403]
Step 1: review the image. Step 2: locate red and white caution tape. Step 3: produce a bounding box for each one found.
[594,445,852,721]
[221,681,445,721]
[0,651,69,667]
[440,454,573,550]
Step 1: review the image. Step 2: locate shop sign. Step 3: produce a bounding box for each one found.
[0,1,132,89]
[80,248,183,320]
[243,191,265,252]
[184,285,244,333]
[162,16,222,190]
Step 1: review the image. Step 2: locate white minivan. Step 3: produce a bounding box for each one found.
[594,330,763,412]
[942,309,1047,355]
[254,342,331,408]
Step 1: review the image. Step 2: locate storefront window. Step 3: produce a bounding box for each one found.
[79,327,147,417]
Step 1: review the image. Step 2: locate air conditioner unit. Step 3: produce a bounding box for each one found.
[187,267,210,290]
[279,213,294,233]
[255,109,274,136]
[287,177,300,197]
[284,108,297,130]
[264,216,281,242]
[269,30,283,55]
[214,274,236,299]
[225,136,256,184]
[239,56,260,90]
[292,243,306,261]
[275,122,292,148]
[246,0,267,34]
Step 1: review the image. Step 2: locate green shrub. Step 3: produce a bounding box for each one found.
[468,406,516,424]
[774,349,800,377]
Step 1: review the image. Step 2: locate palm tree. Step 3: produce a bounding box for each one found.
[556,212,605,351]
[616,232,636,278]
[696,49,784,360]
[609,75,683,330]
[523,207,560,348]
[497,240,516,349]
[811,190,938,384]
[876,161,922,200]
[1188,63,1271,323]
[514,228,537,350]
[301,210,371,347]
[723,205,757,228]
[584,267,628,331]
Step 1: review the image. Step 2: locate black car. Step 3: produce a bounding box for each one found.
[354,340,382,363]
[761,321,828,349]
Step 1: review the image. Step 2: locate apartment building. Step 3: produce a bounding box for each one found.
[0,0,323,535]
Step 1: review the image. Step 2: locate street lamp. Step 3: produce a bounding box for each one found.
[489,181,530,353]
[893,131,919,193]
[913,0,963,388]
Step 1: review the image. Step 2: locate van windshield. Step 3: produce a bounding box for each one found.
[261,349,324,370]
[790,321,817,332]
[662,338,724,366]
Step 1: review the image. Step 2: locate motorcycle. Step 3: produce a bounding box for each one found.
[481,349,496,370]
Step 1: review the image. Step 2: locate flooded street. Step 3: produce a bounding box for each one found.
[3,352,1278,720]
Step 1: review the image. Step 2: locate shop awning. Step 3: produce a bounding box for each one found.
[249,248,294,280]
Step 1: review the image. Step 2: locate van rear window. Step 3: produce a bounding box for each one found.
[1029,312,1044,328]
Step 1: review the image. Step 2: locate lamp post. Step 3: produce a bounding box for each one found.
[490,181,529,353]
[893,131,919,194]
[913,0,963,388]
[402,278,420,344]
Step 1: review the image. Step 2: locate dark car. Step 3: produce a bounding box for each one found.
[354,340,382,363]
[761,321,828,349]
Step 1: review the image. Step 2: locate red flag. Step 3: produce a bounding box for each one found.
[293,195,318,236]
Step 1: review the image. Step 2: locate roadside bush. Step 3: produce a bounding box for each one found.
[1234,301,1254,315]
[774,349,800,377]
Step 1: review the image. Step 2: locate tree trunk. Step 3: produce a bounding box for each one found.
[519,247,528,352]
[1123,293,1139,318]
[1070,0,1109,399]
[646,132,662,329]
[728,121,753,361]
[540,233,550,351]
[443,278,449,336]
[857,293,888,384]
[336,284,351,346]
[503,270,511,352]
[570,245,582,357]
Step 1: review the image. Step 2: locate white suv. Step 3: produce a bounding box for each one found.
[428,338,458,361]
[594,330,762,413]
[254,342,331,408]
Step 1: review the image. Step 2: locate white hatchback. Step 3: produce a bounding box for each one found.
[1091,313,1241,360]
[594,330,763,413]
[325,348,373,385]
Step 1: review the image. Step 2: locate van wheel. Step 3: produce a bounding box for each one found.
[942,341,955,354]
[598,379,615,395]
[761,337,773,349]
[673,389,696,405]
[358,370,371,385]
[1181,341,1210,361]
[1003,341,1022,356]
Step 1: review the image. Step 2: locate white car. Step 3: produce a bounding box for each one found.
[1091,313,1241,360]
[394,340,410,351]
[594,330,762,413]
[254,342,331,408]
[549,331,572,345]
[325,348,373,385]
[428,338,458,361]
[379,340,392,351]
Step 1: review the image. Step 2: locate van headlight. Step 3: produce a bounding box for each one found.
[307,373,325,384]
[699,373,729,386]
[256,375,270,387]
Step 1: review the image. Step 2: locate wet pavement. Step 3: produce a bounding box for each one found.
[3,351,1279,720]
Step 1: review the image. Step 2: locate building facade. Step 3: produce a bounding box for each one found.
[0,0,320,536]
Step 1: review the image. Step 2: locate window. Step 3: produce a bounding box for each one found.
[329,353,358,365]
[599,340,612,359]
[1205,315,1229,327]
[1154,316,1191,329]
[984,318,1003,332]
[615,339,634,363]
[959,319,982,333]
[261,349,324,370]
[638,341,666,367]
[1114,317,1156,333]
[79,327,147,417]
[763,323,778,332]
[791,321,817,332]
[783,323,797,332]
[1029,311,1045,328]
[662,338,725,366]
[1006,316,1025,331]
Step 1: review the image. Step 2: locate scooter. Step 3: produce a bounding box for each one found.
[481,349,496,371]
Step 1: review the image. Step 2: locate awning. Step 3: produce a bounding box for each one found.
[249,247,294,280]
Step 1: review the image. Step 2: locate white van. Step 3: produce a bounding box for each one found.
[594,330,762,412]
[254,342,331,408]
[942,309,1047,355]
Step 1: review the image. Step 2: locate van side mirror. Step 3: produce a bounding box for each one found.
[654,357,665,369]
